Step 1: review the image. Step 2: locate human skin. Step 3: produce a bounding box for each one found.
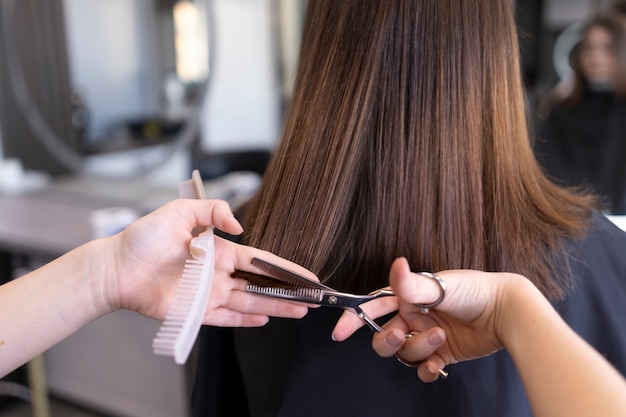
[333,258,626,417]
[0,199,313,377]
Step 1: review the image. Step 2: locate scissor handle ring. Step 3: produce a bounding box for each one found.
[395,348,449,378]
[414,272,446,313]
[395,353,427,368]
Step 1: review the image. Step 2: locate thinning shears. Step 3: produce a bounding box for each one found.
[232,257,448,377]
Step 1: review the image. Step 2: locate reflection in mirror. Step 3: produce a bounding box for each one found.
[63,0,210,154]
[0,0,212,177]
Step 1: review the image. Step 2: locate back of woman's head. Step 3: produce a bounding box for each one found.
[244,0,593,297]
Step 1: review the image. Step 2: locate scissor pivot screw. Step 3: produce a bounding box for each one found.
[328,296,338,305]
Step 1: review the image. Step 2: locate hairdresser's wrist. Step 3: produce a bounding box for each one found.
[495,274,551,353]
[84,235,121,316]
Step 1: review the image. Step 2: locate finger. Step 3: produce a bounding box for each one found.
[212,237,320,290]
[224,288,309,319]
[201,200,244,235]
[203,308,270,327]
[331,296,400,341]
[397,327,446,364]
[331,310,366,341]
[229,242,320,283]
[417,353,447,383]
[371,328,408,357]
[390,257,445,308]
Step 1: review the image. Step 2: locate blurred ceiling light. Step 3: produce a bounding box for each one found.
[173,0,208,83]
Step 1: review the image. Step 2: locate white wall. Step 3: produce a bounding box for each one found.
[200,0,281,152]
[63,0,160,144]
[543,0,616,28]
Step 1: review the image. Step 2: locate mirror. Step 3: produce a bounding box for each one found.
[63,0,210,153]
[0,0,213,176]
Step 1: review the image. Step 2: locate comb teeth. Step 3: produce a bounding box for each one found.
[177,169,206,199]
[246,284,323,302]
[152,250,213,364]
[159,261,203,321]
[177,179,198,199]
[152,169,213,365]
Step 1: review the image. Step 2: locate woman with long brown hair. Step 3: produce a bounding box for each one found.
[535,16,626,214]
[193,1,626,416]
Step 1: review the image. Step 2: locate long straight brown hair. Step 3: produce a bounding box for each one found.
[243,0,595,298]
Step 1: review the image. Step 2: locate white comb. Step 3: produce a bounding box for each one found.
[152,170,215,364]
[178,169,206,200]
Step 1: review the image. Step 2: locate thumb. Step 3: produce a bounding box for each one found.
[389,258,444,309]
[199,200,244,235]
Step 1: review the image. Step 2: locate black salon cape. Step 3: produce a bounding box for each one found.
[534,90,626,214]
[191,212,626,417]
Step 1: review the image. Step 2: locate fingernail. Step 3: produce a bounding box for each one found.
[230,215,244,232]
[386,331,404,348]
[331,333,336,342]
[427,329,443,346]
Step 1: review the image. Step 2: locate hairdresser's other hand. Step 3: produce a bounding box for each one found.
[104,199,312,327]
[333,257,524,381]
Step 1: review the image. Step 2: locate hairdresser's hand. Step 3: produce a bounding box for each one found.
[104,199,312,327]
[333,257,525,381]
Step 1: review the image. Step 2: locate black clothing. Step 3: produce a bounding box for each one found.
[192,212,626,417]
[534,89,626,214]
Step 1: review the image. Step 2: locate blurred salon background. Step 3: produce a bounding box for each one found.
[0,0,624,416]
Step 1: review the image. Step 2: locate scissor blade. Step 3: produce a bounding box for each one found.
[249,258,333,290]
[231,270,295,288]
[246,284,323,303]
[246,284,382,311]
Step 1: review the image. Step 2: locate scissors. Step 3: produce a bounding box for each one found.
[232,257,448,377]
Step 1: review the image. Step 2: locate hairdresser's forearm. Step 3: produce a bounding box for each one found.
[0,239,113,377]
[499,278,626,417]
